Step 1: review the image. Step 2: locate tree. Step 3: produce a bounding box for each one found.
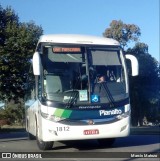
[103,20,141,48]
[0,5,43,103]
[0,5,43,124]
[103,20,159,126]
[127,43,159,125]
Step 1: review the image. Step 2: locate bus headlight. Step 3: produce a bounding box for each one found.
[116,110,130,120]
[41,111,65,122]
[49,115,65,122]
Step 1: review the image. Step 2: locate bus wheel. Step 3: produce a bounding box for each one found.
[28,132,36,140]
[36,138,53,150]
[26,120,36,140]
[36,122,53,150]
[97,138,115,147]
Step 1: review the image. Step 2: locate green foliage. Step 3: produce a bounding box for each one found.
[133,48,159,125]
[127,43,160,125]
[103,20,141,48]
[0,5,43,102]
[103,20,159,126]
[0,108,6,119]
[0,100,25,125]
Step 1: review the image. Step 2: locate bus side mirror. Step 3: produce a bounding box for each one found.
[125,54,139,76]
[33,52,40,75]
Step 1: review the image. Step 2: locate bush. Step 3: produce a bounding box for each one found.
[0,101,25,125]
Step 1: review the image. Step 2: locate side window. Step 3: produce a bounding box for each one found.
[38,76,42,99]
[25,65,36,106]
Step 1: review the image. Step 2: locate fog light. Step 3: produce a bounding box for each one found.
[48,130,57,136]
[120,125,127,132]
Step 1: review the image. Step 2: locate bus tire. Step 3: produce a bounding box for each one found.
[28,132,36,140]
[36,139,53,150]
[98,138,115,147]
[36,120,53,150]
[26,120,36,140]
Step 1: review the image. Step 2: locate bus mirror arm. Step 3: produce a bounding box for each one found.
[125,54,139,76]
[33,52,40,75]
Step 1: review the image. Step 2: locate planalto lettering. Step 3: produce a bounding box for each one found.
[99,109,122,116]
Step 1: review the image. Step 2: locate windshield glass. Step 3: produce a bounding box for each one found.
[41,45,128,107]
[88,48,126,105]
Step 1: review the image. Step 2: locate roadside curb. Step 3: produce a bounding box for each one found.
[130,126,160,135]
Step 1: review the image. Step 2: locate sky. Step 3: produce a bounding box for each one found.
[0,0,159,61]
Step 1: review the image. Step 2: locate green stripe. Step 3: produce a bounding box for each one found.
[54,109,64,117]
[54,109,72,118]
[62,109,72,118]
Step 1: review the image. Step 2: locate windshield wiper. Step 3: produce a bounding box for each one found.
[65,78,80,108]
[65,91,78,108]
[99,82,115,108]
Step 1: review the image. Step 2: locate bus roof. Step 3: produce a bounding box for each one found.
[38,34,120,46]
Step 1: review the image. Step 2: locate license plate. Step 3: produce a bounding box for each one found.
[83,129,99,135]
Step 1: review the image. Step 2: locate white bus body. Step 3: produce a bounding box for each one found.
[25,34,138,150]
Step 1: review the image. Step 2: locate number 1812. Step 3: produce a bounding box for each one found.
[56,126,69,132]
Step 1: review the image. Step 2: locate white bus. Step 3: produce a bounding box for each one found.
[25,34,138,150]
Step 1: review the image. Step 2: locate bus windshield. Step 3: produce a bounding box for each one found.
[42,45,128,107]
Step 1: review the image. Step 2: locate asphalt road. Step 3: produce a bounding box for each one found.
[0,130,159,161]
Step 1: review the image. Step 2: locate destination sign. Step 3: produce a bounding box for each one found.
[53,47,81,53]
